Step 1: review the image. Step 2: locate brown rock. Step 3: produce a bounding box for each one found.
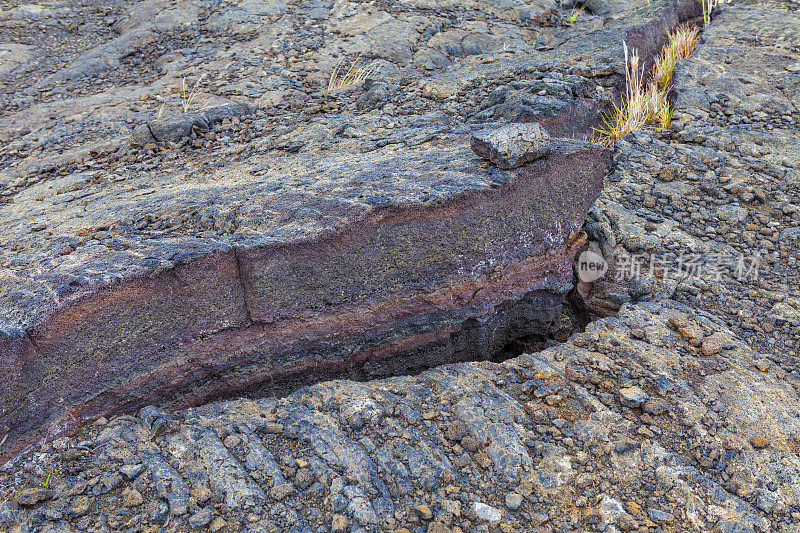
[68,495,91,517]
[619,513,639,531]
[753,358,771,372]
[16,487,53,506]
[209,518,227,532]
[331,514,348,533]
[122,488,143,507]
[643,399,669,416]
[415,504,433,521]
[701,332,725,355]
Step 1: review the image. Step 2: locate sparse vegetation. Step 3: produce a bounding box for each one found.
[156,74,209,118]
[702,0,718,26]
[568,6,585,23]
[594,24,700,147]
[326,56,378,92]
[40,469,58,489]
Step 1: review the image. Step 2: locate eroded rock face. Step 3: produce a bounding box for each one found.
[0,138,609,466]
[0,0,700,476]
[5,300,799,532]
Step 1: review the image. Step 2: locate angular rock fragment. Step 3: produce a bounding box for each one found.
[470,123,551,169]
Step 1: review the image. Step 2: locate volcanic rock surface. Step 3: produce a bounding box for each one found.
[0,133,609,465]
[1,0,700,464]
[3,0,800,531]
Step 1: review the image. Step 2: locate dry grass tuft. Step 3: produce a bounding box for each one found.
[653,24,700,90]
[702,0,719,27]
[180,74,208,113]
[595,24,700,148]
[327,57,378,92]
[156,75,209,118]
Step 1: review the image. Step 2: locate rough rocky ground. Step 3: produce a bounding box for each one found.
[0,0,680,461]
[2,0,800,531]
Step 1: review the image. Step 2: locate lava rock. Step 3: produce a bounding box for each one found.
[472,502,502,525]
[15,488,52,506]
[470,123,551,169]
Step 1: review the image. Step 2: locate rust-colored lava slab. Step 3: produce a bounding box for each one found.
[0,139,609,466]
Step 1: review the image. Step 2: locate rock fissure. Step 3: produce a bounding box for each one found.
[233,246,256,328]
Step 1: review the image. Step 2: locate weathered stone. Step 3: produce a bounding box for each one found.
[472,502,502,525]
[203,102,254,125]
[643,399,668,416]
[143,113,208,144]
[648,509,674,523]
[505,492,523,511]
[122,488,143,507]
[415,503,433,520]
[470,123,551,169]
[619,386,648,408]
[269,483,294,501]
[15,487,52,506]
[130,102,251,147]
[701,332,725,355]
[0,501,20,524]
[119,464,145,480]
[0,139,608,466]
[68,495,90,518]
[754,358,771,372]
[427,523,451,533]
[188,508,213,529]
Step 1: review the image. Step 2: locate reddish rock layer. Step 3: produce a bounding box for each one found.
[0,140,609,467]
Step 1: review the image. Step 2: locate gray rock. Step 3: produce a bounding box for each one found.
[203,102,254,125]
[472,502,502,525]
[583,0,648,15]
[189,508,213,529]
[505,492,523,511]
[130,103,251,147]
[470,123,551,169]
[618,386,648,408]
[130,123,156,146]
[648,509,674,523]
[145,113,209,144]
[717,204,748,223]
[347,496,379,525]
[0,501,20,523]
[0,43,34,76]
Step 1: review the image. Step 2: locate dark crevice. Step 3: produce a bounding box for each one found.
[232,247,255,326]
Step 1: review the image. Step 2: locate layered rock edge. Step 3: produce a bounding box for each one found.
[0,140,610,468]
